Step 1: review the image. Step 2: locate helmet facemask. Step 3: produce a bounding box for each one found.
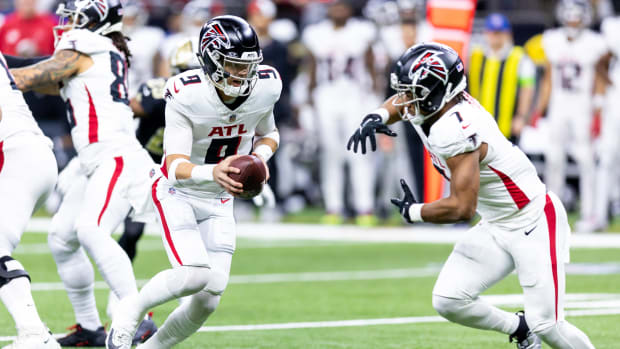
[199,48,262,97]
[53,0,123,47]
[391,69,464,126]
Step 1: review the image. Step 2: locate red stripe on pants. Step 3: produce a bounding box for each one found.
[85,85,99,144]
[97,157,124,226]
[151,178,183,265]
[0,141,4,173]
[544,194,558,321]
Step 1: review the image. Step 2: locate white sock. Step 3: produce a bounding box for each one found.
[433,295,520,334]
[116,267,211,330]
[0,277,45,334]
[537,321,595,349]
[51,243,102,331]
[139,292,219,348]
[78,229,138,300]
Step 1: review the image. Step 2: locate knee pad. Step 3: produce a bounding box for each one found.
[432,294,465,320]
[0,256,30,288]
[524,309,556,334]
[48,231,78,256]
[167,266,211,297]
[192,291,221,314]
[204,270,229,296]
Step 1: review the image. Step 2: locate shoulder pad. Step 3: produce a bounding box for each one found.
[255,64,282,104]
[428,109,481,159]
[163,69,205,114]
[55,29,108,56]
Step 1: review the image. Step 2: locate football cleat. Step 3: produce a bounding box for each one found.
[509,312,542,349]
[132,313,157,345]
[105,328,133,349]
[57,324,106,347]
[1,328,60,349]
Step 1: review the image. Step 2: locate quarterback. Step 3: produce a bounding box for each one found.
[106,16,280,349]
[348,43,594,349]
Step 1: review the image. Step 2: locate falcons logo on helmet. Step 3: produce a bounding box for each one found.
[200,22,231,54]
[409,50,448,83]
[91,0,108,19]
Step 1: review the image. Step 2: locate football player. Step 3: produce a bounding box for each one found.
[0,52,60,349]
[591,15,620,232]
[303,0,380,225]
[532,0,608,232]
[106,16,279,349]
[10,0,157,346]
[348,43,594,349]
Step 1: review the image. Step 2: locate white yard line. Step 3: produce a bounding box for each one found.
[1,306,619,341]
[24,218,620,248]
[27,263,620,292]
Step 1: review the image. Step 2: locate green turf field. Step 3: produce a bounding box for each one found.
[1,229,619,348]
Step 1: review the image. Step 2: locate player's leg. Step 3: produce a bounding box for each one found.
[107,179,213,349]
[516,192,594,348]
[593,102,619,229]
[315,88,345,219]
[432,222,521,335]
[138,205,234,348]
[572,114,596,227]
[544,112,568,205]
[347,92,378,224]
[117,216,146,262]
[75,156,136,301]
[48,170,107,337]
[138,251,232,349]
[0,135,59,347]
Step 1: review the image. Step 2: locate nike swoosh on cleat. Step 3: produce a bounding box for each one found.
[525,226,536,236]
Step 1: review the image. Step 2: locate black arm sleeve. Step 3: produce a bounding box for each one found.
[4,55,51,68]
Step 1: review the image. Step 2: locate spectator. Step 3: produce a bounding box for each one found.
[0,0,55,56]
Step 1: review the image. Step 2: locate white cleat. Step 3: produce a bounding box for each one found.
[514,332,542,349]
[1,328,60,349]
[105,327,134,349]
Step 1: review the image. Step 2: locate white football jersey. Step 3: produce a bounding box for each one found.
[302,18,376,88]
[163,65,282,198]
[542,28,607,114]
[126,26,165,96]
[601,17,620,93]
[0,52,43,141]
[55,29,142,173]
[412,93,546,230]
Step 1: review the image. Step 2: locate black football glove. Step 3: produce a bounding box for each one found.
[390,179,419,223]
[347,113,397,154]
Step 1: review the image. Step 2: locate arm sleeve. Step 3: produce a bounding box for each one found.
[4,55,51,68]
[163,103,193,157]
[254,107,277,137]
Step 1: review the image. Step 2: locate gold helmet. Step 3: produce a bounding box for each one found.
[170,38,200,75]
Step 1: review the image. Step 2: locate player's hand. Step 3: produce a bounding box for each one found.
[252,152,271,182]
[347,113,397,154]
[214,155,244,195]
[390,179,418,224]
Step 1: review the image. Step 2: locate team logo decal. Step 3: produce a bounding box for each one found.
[409,50,448,83]
[91,0,108,19]
[200,22,231,54]
[229,114,236,123]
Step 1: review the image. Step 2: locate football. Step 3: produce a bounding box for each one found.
[229,155,266,199]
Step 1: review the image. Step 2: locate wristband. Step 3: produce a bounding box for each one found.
[254,144,274,162]
[191,164,216,183]
[168,158,190,183]
[373,107,390,124]
[593,94,604,109]
[408,203,424,222]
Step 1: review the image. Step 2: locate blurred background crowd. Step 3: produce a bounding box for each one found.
[2,0,620,231]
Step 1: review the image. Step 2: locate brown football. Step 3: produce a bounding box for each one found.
[229,155,266,199]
